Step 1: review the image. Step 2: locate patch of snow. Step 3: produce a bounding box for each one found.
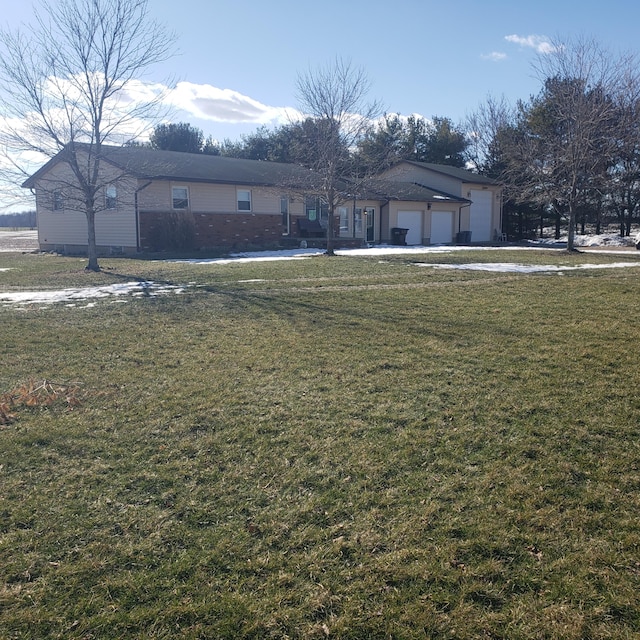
[532,233,632,248]
[3,242,640,308]
[417,262,640,273]
[169,248,321,264]
[0,281,184,306]
[0,229,39,252]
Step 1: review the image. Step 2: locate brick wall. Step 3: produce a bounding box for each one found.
[139,210,286,251]
[139,210,355,252]
[193,212,284,249]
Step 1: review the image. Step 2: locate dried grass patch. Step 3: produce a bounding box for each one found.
[0,378,82,425]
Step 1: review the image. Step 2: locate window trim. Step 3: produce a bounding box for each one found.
[52,189,64,212]
[105,185,117,211]
[338,206,349,234]
[172,185,189,210]
[237,189,252,212]
[280,196,290,234]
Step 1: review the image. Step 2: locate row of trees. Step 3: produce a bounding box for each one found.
[0,210,36,228]
[466,38,640,248]
[148,114,468,171]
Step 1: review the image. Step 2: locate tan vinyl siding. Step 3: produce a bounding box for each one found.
[137,181,171,209]
[38,209,88,245]
[138,180,290,215]
[35,168,138,248]
[381,164,461,194]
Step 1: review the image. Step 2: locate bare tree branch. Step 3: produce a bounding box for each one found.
[0,0,175,269]
[295,58,382,255]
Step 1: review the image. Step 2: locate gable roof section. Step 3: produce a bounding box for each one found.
[23,144,317,189]
[393,160,500,186]
[105,146,316,187]
[359,179,469,204]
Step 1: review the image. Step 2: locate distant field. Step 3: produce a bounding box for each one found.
[1,250,640,639]
[0,229,38,253]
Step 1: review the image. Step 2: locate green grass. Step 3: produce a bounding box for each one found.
[1,249,640,638]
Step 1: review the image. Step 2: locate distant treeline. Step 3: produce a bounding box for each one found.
[0,211,37,228]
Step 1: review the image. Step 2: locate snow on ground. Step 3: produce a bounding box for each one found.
[2,232,640,307]
[0,281,184,307]
[0,229,39,252]
[417,261,640,274]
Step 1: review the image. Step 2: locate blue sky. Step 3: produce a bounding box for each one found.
[2,0,640,212]
[6,0,640,145]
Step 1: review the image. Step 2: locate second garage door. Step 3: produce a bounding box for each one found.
[430,211,453,244]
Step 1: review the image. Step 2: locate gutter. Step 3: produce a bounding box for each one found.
[458,203,471,233]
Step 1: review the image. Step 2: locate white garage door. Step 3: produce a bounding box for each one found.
[430,211,453,244]
[469,190,493,242]
[397,211,422,245]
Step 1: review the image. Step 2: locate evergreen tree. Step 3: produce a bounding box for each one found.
[150,122,204,153]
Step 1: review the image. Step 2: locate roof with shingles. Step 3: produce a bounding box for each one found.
[357,179,469,204]
[22,146,482,204]
[22,144,317,189]
[393,160,500,186]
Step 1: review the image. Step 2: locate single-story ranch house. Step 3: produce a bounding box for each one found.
[22,145,502,254]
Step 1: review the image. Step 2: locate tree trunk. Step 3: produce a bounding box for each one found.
[567,206,576,251]
[325,213,336,256]
[85,208,100,271]
[540,213,544,238]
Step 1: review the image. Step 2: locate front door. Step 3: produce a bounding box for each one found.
[366,207,375,242]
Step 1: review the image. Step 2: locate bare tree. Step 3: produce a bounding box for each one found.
[464,96,516,176]
[605,57,640,237]
[0,0,175,270]
[295,59,382,255]
[501,37,622,250]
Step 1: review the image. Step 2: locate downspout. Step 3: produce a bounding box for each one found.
[458,203,470,233]
[352,193,357,239]
[380,200,389,244]
[29,188,39,247]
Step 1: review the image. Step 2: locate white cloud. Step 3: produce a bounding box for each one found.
[481,51,507,62]
[161,81,299,126]
[505,34,558,55]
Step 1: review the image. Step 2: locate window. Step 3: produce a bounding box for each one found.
[305,196,328,224]
[338,206,349,233]
[280,196,289,234]
[52,189,64,211]
[172,186,189,209]
[237,189,251,211]
[105,185,117,210]
[354,208,363,235]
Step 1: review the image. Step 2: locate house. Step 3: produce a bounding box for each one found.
[22,145,502,254]
[377,161,503,244]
